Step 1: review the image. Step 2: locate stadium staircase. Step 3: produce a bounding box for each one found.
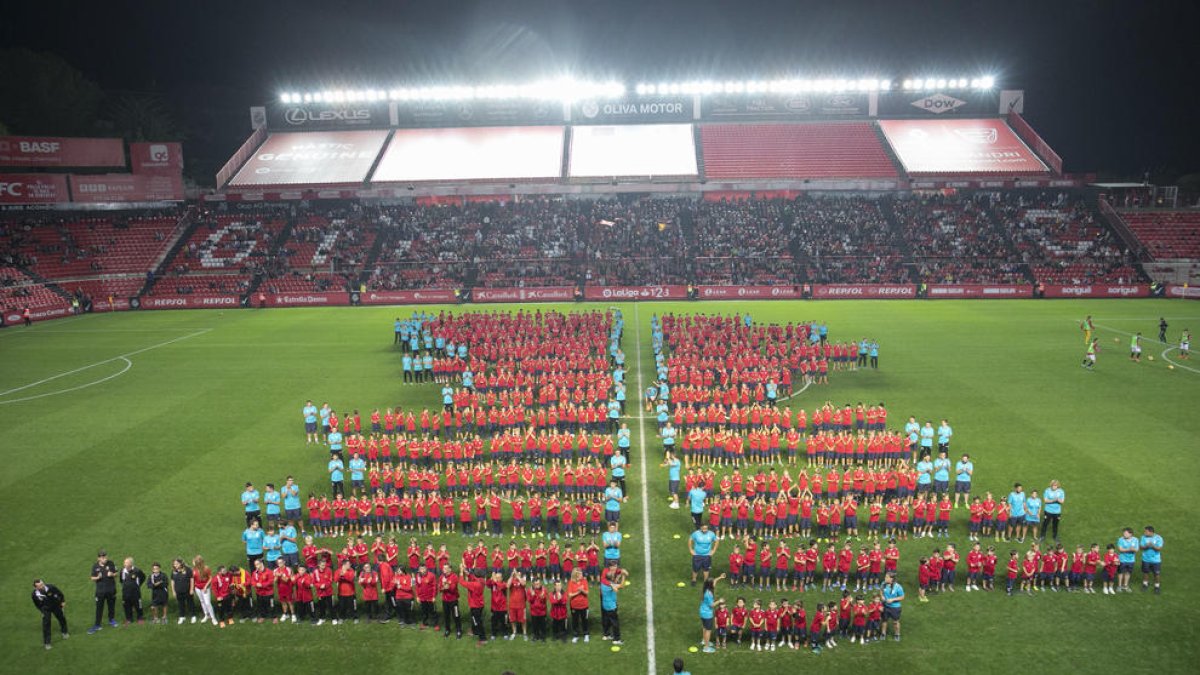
[692,125,706,183]
[142,210,202,296]
[355,223,390,290]
[872,121,907,179]
[979,198,1036,283]
[16,266,73,302]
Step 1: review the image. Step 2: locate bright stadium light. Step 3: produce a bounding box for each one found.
[980,75,996,89]
[879,79,892,91]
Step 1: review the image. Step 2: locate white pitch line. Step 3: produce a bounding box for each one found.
[0,328,212,397]
[776,379,813,403]
[0,314,88,336]
[633,303,657,675]
[1092,322,1200,375]
[0,357,132,405]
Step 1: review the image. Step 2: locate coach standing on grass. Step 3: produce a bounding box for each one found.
[1041,480,1066,543]
[89,549,117,634]
[32,579,68,650]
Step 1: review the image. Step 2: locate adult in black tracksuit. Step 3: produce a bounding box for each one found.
[32,580,68,649]
[90,550,118,632]
[120,558,146,623]
[171,559,196,623]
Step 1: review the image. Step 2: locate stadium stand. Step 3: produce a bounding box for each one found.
[894,193,1029,284]
[791,195,911,283]
[0,267,65,312]
[700,122,898,179]
[1118,211,1200,261]
[993,192,1144,284]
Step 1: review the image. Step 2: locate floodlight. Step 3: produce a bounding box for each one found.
[980,75,995,89]
[879,79,892,91]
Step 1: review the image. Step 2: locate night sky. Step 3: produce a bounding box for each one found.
[2,0,1197,181]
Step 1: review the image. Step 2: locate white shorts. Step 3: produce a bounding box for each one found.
[1088,354,1096,362]
[1132,346,1141,354]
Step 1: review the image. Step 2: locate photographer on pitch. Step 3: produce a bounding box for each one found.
[32,579,68,650]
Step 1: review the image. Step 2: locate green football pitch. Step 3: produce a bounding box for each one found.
[1,299,1197,675]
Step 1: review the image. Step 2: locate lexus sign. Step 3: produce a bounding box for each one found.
[267,102,388,130]
[284,107,372,125]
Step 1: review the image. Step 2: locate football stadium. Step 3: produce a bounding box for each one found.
[1,3,1197,674]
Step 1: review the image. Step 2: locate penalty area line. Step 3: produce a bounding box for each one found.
[0,328,211,398]
[0,357,132,405]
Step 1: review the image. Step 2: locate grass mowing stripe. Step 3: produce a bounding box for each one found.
[633,303,658,675]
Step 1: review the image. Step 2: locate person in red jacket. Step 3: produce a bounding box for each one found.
[359,563,380,621]
[335,560,357,624]
[293,564,314,624]
[393,568,414,625]
[527,579,549,642]
[506,570,528,641]
[212,566,232,627]
[548,579,568,642]
[486,571,508,639]
[440,563,463,639]
[415,564,437,628]
[458,566,487,645]
[252,560,275,623]
[313,559,335,625]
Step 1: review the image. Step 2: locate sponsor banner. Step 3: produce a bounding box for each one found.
[473,286,575,303]
[229,130,390,186]
[697,285,802,299]
[70,173,185,202]
[269,291,350,307]
[0,136,125,168]
[702,93,868,120]
[360,289,458,305]
[572,97,694,124]
[267,102,390,130]
[141,295,241,310]
[876,90,999,117]
[373,126,565,183]
[812,284,916,299]
[879,119,1048,174]
[582,285,687,301]
[569,124,698,177]
[90,297,133,312]
[395,99,562,128]
[0,173,70,204]
[3,305,72,324]
[1167,285,1200,299]
[926,284,1031,299]
[1042,284,1149,298]
[130,142,184,175]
